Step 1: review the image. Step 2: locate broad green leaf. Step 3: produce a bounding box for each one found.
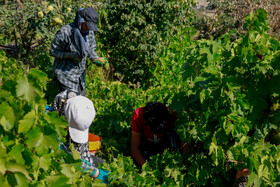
[16,75,38,102]
[0,89,11,99]
[61,164,78,184]
[29,69,48,82]
[29,69,48,91]
[0,173,9,186]
[6,162,31,180]
[6,172,29,187]
[8,144,25,165]
[0,102,15,131]
[32,154,52,171]
[18,110,37,134]
[48,112,68,140]
[0,117,13,132]
[61,164,76,178]
[0,154,6,175]
[258,164,269,179]
[45,175,71,187]
[117,168,125,175]
[25,127,58,155]
[200,90,206,104]
[69,143,81,160]
[170,169,180,181]
[226,149,233,160]
[33,170,40,181]
[247,172,262,187]
[13,172,29,186]
[209,142,218,155]
[209,142,218,166]
[239,136,247,145]
[91,183,107,187]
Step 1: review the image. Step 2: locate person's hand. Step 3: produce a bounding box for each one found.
[96,169,110,184]
[94,57,108,66]
[53,89,80,116]
[68,52,83,61]
[236,168,249,179]
[53,90,67,116]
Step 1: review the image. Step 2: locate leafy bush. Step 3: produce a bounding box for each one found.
[102,151,187,186]
[0,0,78,65]
[0,49,94,186]
[1,1,280,186]
[90,9,280,186]
[85,26,195,157]
[98,0,196,84]
[181,9,280,185]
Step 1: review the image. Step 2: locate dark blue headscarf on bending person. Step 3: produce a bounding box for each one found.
[70,8,89,58]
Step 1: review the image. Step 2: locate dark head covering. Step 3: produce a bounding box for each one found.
[70,8,99,58]
[71,8,89,58]
[143,102,170,133]
[79,8,99,32]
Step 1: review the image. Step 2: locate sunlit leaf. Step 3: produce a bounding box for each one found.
[0,116,13,132]
[16,75,39,102]
[247,172,262,187]
[29,68,48,82]
[47,112,68,141]
[45,175,71,187]
[0,172,9,186]
[6,162,31,181]
[18,110,37,134]
[0,102,15,131]
[7,172,29,187]
[32,154,52,172]
[61,164,75,177]
[258,164,269,179]
[25,127,58,155]
[0,154,6,175]
[69,143,81,160]
[8,144,25,165]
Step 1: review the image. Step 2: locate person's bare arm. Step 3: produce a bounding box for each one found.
[181,140,191,155]
[131,131,146,166]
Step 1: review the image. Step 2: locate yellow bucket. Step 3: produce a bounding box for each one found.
[88,133,101,153]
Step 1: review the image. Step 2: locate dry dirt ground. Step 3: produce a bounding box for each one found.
[196,0,209,7]
[195,0,216,17]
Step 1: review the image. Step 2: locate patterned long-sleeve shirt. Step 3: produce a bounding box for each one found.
[49,24,99,91]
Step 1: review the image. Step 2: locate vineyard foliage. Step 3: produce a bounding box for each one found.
[180,9,280,186]
[98,0,196,83]
[0,0,280,186]
[0,50,95,186]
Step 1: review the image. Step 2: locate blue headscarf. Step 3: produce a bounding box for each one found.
[70,8,89,58]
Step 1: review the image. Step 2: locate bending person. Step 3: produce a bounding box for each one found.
[54,91,109,183]
[131,101,191,166]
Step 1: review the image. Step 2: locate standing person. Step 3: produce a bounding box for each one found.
[49,7,107,96]
[131,102,191,167]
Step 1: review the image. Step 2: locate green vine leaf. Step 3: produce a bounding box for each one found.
[16,75,39,102]
[45,175,71,187]
[6,162,32,181]
[0,102,15,131]
[18,110,37,134]
[25,127,58,156]
[8,144,25,165]
[32,154,52,172]
[60,164,79,184]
